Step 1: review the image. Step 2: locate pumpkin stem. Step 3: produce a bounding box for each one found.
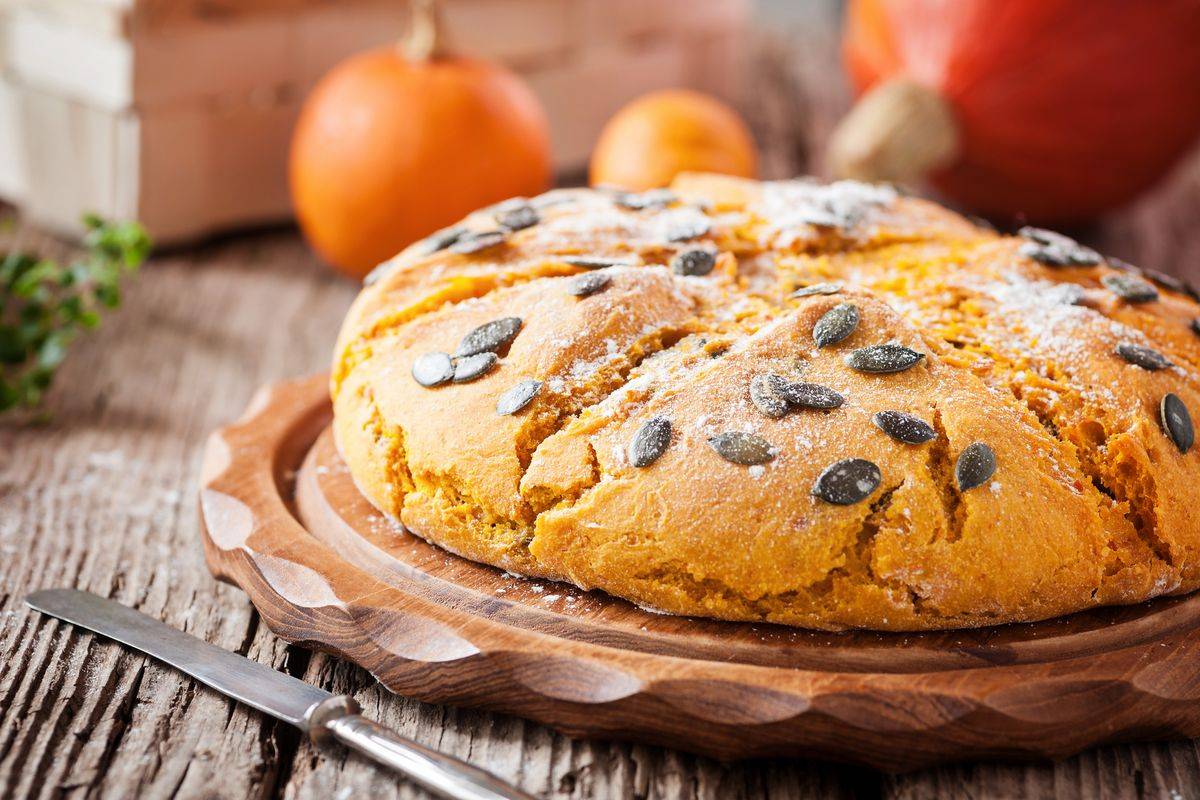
[827,78,959,185]
[402,0,446,61]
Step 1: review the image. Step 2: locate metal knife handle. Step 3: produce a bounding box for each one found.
[307,697,535,800]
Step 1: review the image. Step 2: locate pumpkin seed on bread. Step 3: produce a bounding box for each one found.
[332,173,1200,631]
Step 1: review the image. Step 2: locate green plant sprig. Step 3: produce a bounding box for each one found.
[0,215,150,415]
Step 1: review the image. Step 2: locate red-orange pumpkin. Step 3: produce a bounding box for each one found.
[830,0,1200,223]
[290,0,551,278]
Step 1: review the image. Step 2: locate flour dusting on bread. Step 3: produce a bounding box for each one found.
[332,173,1200,631]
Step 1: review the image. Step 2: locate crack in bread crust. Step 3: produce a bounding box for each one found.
[333,174,1200,631]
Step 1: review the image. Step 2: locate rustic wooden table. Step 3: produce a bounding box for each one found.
[4,24,1200,800]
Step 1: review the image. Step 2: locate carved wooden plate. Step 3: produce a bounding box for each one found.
[199,375,1200,770]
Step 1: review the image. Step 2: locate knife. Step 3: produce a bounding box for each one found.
[26,588,535,800]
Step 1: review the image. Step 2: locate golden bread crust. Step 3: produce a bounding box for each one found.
[331,173,1200,630]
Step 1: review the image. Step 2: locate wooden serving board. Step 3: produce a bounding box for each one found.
[199,375,1200,770]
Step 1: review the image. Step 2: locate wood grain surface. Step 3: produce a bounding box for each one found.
[199,375,1200,769]
[5,16,1200,800]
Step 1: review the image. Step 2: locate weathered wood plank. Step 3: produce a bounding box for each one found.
[0,223,862,800]
[0,230,356,799]
[886,740,1200,799]
[3,7,1200,798]
[280,651,877,799]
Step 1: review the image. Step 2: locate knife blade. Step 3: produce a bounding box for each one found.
[26,588,535,800]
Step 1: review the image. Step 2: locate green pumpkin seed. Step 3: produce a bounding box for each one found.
[567,272,611,297]
[452,352,498,383]
[614,189,676,210]
[955,442,997,491]
[1108,256,1141,275]
[413,225,468,257]
[813,302,860,348]
[1018,227,1101,267]
[629,417,672,467]
[456,317,523,358]
[1115,343,1171,371]
[812,458,881,505]
[495,204,540,232]
[449,230,507,255]
[781,382,844,410]
[671,249,716,277]
[790,282,842,298]
[1140,266,1199,300]
[496,379,542,415]
[411,352,455,387]
[562,255,636,270]
[872,410,936,444]
[707,431,776,465]
[1102,273,1158,303]
[1161,393,1194,454]
[366,226,465,284]
[749,374,791,418]
[844,344,925,373]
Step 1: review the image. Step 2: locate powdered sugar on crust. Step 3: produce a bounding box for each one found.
[967,271,1178,406]
[336,174,1200,632]
[753,179,899,249]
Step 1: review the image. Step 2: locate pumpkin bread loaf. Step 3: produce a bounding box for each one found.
[331,173,1200,631]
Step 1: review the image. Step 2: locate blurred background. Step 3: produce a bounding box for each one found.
[0,0,831,244]
[5,4,1200,796]
[4,0,1200,413]
[5,0,1198,256]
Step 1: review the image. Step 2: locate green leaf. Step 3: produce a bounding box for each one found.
[0,252,36,285]
[0,325,24,364]
[37,330,72,369]
[0,377,17,411]
[95,283,120,308]
[27,365,54,390]
[1,213,150,419]
[19,303,46,324]
[11,260,59,296]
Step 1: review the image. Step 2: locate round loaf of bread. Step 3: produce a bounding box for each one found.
[331,173,1200,631]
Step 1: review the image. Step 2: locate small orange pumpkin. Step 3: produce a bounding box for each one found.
[589,89,757,192]
[830,0,1200,223]
[290,0,551,278]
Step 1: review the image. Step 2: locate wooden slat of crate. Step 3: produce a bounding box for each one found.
[15,86,301,241]
[7,4,403,109]
[7,8,133,109]
[576,0,750,43]
[289,4,406,88]
[128,0,363,32]
[0,79,25,200]
[526,41,692,168]
[7,0,579,108]
[17,88,139,235]
[130,17,301,108]
[442,0,575,68]
[137,100,299,241]
[685,26,749,106]
[1,0,749,240]
[8,0,741,109]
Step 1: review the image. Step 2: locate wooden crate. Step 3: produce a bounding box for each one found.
[0,0,749,243]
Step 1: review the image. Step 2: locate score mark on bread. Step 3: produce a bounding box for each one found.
[332,173,1200,631]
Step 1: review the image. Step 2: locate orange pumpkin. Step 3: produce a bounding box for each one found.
[830,0,1200,223]
[290,1,551,278]
[590,89,757,192]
